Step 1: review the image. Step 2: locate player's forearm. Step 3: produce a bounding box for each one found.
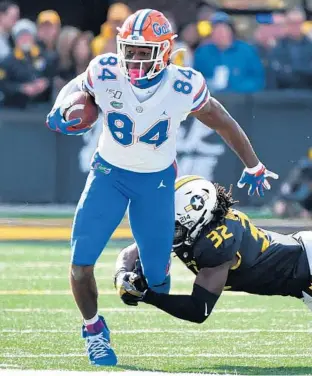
[143,284,219,324]
[197,98,259,168]
[115,243,139,274]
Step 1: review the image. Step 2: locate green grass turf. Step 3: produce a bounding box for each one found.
[0,243,311,374]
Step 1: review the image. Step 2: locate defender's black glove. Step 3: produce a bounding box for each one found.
[114,263,147,306]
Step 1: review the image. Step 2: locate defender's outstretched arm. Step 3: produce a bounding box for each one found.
[114,244,233,323]
[143,262,232,323]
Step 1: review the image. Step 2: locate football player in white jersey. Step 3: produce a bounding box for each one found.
[46,9,278,367]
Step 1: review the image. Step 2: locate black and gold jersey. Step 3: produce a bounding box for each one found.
[174,209,311,298]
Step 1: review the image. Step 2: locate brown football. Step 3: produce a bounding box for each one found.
[63,91,98,130]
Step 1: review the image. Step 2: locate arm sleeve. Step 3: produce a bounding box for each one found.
[80,55,106,95]
[143,283,219,324]
[81,66,95,94]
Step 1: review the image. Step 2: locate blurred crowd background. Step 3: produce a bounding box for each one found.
[3,0,312,107]
[1,0,312,219]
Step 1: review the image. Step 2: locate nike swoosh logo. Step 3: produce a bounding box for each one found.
[204,302,209,316]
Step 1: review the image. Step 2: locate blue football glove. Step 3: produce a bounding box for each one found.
[237,163,279,197]
[46,107,88,136]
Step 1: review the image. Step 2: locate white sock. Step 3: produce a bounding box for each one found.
[84,314,99,326]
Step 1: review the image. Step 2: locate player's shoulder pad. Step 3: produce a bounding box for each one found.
[84,53,119,93]
[193,220,240,268]
[167,64,210,115]
[89,52,118,68]
[189,67,210,113]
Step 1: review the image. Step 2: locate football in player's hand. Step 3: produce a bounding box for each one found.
[63,91,98,130]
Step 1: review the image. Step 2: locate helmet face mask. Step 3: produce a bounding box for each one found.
[173,218,203,248]
[117,38,170,80]
[174,176,218,247]
[173,221,188,248]
[117,9,176,82]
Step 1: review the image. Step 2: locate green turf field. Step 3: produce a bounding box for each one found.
[0,243,311,375]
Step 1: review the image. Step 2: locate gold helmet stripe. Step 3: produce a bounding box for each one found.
[175,175,204,191]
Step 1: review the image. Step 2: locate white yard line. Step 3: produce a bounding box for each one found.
[0,250,119,256]
[0,289,248,296]
[1,329,311,334]
[0,262,196,272]
[0,262,115,268]
[0,308,307,313]
[1,353,311,359]
[0,275,195,282]
[0,290,121,295]
[0,371,234,376]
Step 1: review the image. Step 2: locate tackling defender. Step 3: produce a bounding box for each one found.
[115,175,312,321]
[46,9,278,366]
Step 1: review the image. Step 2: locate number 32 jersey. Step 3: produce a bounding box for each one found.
[174,209,311,298]
[82,53,210,172]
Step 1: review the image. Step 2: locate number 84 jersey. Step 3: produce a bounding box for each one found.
[82,53,210,173]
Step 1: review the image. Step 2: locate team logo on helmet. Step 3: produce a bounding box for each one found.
[152,21,172,37]
[117,9,176,81]
[190,195,205,211]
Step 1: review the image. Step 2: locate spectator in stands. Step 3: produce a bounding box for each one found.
[273,148,312,218]
[36,10,61,53]
[253,15,287,89]
[194,12,264,93]
[254,23,277,51]
[0,1,19,62]
[0,19,56,108]
[53,30,93,98]
[163,12,194,67]
[179,23,201,58]
[54,26,81,93]
[269,8,312,89]
[196,2,216,22]
[36,10,60,94]
[196,3,215,45]
[91,2,131,56]
[70,31,94,76]
[254,24,275,89]
[272,13,287,40]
